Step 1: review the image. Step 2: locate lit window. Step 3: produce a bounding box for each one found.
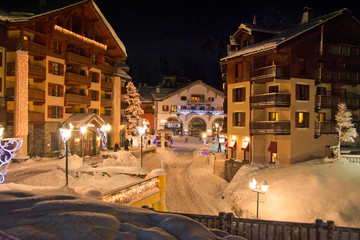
[162,105,169,111]
[171,105,177,112]
[217,107,223,111]
[296,112,309,128]
[23,35,29,41]
[269,112,278,121]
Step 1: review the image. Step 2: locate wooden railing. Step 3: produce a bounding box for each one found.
[250,121,290,135]
[250,65,290,81]
[29,112,45,124]
[316,68,359,85]
[28,88,45,103]
[315,121,337,137]
[4,38,47,56]
[28,64,46,80]
[163,212,360,240]
[65,72,91,86]
[101,79,113,91]
[250,93,290,108]
[100,63,114,74]
[316,95,360,110]
[323,42,360,57]
[101,97,112,107]
[64,93,91,105]
[65,51,91,66]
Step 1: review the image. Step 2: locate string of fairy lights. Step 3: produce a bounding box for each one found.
[54,25,107,51]
[0,139,23,183]
[102,178,159,205]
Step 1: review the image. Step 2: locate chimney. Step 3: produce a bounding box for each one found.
[300,7,314,24]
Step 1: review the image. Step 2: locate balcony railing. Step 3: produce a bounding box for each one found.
[4,38,47,56]
[323,43,360,57]
[28,88,45,103]
[29,112,45,124]
[100,63,114,74]
[29,64,46,80]
[316,68,359,85]
[315,95,360,110]
[65,72,91,86]
[101,80,113,91]
[250,93,290,108]
[65,51,91,66]
[187,99,212,105]
[64,93,91,105]
[315,121,337,137]
[177,109,224,116]
[250,121,290,135]
[101,97,112,107]
[250,65,290,82]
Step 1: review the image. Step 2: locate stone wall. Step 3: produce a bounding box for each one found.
[224,158,245,182]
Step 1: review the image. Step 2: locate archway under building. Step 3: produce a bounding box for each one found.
[165,117,183,135]
[188,117,206,137]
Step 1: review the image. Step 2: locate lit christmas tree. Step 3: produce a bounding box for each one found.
[124,82,144,135]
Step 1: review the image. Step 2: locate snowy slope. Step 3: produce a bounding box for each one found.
[220,159,360,227]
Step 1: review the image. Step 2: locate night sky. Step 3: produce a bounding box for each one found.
[2,0,360,89]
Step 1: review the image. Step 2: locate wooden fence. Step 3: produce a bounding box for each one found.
[144,210,360,240]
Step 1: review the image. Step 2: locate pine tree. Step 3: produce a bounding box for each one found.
[334,103,358,160]
[124,82,144,135]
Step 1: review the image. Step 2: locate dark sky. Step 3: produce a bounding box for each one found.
[2,0,360,89]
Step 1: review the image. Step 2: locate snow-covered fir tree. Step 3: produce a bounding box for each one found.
[334,103,358,160]
[124,82,144,135]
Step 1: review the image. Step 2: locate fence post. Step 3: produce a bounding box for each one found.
[219,212,226,231]
[226,212,234,233]
[316,219,324,240]
[327,220,335,240]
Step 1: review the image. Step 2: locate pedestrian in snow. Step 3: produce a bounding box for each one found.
[218,142,221,153]
[185,136,188,143]
[114,143,120,152]
[124,139,129,151]
[148,139,151,145]
[130,138,133,148]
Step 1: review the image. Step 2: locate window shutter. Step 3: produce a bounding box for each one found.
[48,83,53,96]
[241,112,245,126]
[97,55,102,65]
[60,85,64,97]
[232,89,236,102]
[296,85,300,100]
[48,106,52,118]
[96,91,99,101]
[59,107,63,118]
[48,61,55,74]
[304,112,309,127]
[295,113,299,128]
[305,85,309,100]
[60,64,64,76]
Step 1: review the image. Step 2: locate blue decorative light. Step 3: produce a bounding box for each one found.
[177,109,224,116]
[153,136,158,145]
[0,138,23,183]
[97,129,107,150]
[171,138,173,145]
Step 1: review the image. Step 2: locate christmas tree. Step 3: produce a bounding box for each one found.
[124,82,144,135]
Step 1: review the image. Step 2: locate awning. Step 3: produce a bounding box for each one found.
[229,141,236,148]
[268,141,277,152]
[241,141,249,150]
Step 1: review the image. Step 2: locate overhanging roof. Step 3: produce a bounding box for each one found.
[61,113,106,129]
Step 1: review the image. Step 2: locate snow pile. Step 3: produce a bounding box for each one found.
[0,190,245,240]
[58,154,89,170]
[101,151,140,167]
[221,159,360,227]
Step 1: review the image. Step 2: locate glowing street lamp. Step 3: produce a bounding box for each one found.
[80,126,87,166]
[0,124,4,139]
[138,126,147,168]
[249,178,269,218]
[59,124,73,186]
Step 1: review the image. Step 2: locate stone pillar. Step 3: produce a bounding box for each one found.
[111,75,121,147]
[13,50,29,159]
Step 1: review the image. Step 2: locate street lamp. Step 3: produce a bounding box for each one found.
[80,126,87,166]
[249,178,269,218]
[0,124,4,139]
[138,126,147,168]
[60,124,73,186]
[202,132,207,145]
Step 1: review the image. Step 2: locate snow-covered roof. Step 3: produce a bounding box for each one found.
[115,67,132,80]
[61,113,106,129]
[152,80,225,101]
[0,0,127,58]
[221,8,350,62]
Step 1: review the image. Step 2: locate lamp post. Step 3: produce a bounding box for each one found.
[60,125,73,186]
[80,126,87,166]
[138,126,147,168]
[249,178,269,218]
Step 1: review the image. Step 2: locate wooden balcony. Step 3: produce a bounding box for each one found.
[29,112,45,124]
[315,95,360,110]
[101,115,112,124]
[316,68,359,85]
[250,121,290,135]
[100,63,114,74]
[101,79,113,91]
[4,38,47,56]
[6,88,45,104]
[64,93,91,105]
[250,65,290,82]
[66,51,91,66]
[101,97,112,107]
[188,99,212,105]
[250,93,290,108]
[29,64,46,81]
[29,88,45,104]
[65,72,91,86]
[7,62,46,81]
[315,121,337,137]
[323,43,360,57]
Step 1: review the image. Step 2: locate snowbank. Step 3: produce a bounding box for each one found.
[221,159,360,227]
[0,190,245,240]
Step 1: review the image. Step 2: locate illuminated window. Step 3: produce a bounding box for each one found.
[171,105,177,112]
[191,95,203,102]
[269,112,278,121]
[208,97,214,101]
[316,113,326,122]
[48,61,64,76]
[296,112,309,128]
[162,105,169,111]
[48,83,63,97]
[217,106,223,111]
[23,35,29,41]
[180,106,186,110]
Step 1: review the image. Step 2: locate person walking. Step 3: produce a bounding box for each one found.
[130,138,133,148]
[185,136,188,143]
[124,139,129,151]
[218,142,221,153]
